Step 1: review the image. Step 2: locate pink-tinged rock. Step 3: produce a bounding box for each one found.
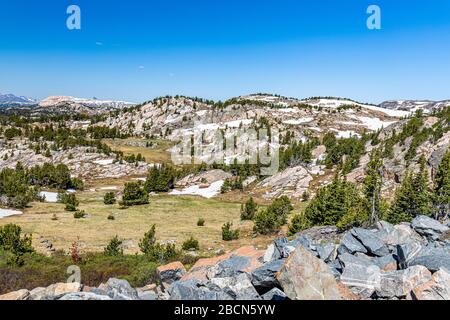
[181,246,264,282]
[0,289,30,300]
[276,245,343,300]
[409,268,450,300]
[156,261,187,287]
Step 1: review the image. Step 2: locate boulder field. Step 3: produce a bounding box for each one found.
[1,215,449,300]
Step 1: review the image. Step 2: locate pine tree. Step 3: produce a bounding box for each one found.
[433,151,450,219]
[411,155,432,217]
[363,149,383,224]
[241,197,257,220]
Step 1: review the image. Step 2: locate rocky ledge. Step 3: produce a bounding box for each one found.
[1,215,449,300]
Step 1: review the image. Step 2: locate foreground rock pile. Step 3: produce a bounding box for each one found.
[1,215,449,300]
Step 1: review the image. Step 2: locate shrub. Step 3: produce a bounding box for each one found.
[291,173,365,232]
[107,214,115,220]
[58,192,79,211]
[73,211,86,219]
[182,237,199,251]
[103,192,116,205]
[240,197,257,220]
[104,235,123,256]
[0,224,34,259]
[197,218,205,226]
[139,225,156,255]
[222,222,239,241]
[120,182,149,207]
[254,196,293,234]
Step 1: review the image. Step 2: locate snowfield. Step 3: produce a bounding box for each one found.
[39,191,59,203]
[94,159,115,166]
[0,208,23,219]
[282,118,314,125]
[169,180,224,199]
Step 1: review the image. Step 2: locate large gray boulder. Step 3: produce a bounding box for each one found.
[261,288,288,301]
[277,245,342,300]
[251,259,284,291]
[338,253,381,298]
[98,278,139,300]
[337,232,368,255]
[316,243,336,263]
[377,221,421,246]
[351,227,390,257]
[408,254,450,272]
[411,215,449,241]
[396,240,424,269]
[168,280,233,300]
[376,265,432,298]
[210,273,261,300]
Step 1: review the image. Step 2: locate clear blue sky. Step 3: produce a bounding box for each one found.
[1,0,449,103]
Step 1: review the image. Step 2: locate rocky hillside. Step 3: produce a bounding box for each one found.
[0,93,36,108]
[1,215,448,300]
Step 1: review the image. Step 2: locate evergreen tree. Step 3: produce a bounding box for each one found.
[121,181,149,206]
[103,192,116,205]
[104,235,123,256]
[388,157,432,224]
[412,155,432,216]
[364,149,383,224]
[240,197,257,220]
[433,151,450,219]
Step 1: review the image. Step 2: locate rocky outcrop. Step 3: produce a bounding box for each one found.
[255,166,313,200]
[2,216,449,300]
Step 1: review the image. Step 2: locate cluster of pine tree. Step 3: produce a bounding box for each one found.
[144,165,176,192]
[0,163,83,208]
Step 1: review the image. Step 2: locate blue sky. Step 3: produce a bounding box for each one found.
[1,0,449,103]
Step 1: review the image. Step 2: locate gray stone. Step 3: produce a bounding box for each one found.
[289,235,316,254]
[376,265,432,298]
[337,232,367,255]
[261,288,288,301]
[213,255,250,278]
[408,254,450,272]
[377,221,421,246]
[396,240,424,269]
[338,253,381,298]
[58,292,112,300]
[411,215,449,241]
[98,278,139,300]
[373,254,398,272]
[137,291,157,300]
[210,273,261,300]
[251,259,284,291]
[316,243,336,262]
[156,261,186,286]
[169,280,233,300]
[351,227,390,257]
[327,259,343,279]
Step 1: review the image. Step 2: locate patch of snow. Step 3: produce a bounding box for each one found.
[224,119,253,128]
[355,116,396,131]
[39,191,59,203]
[94,159,115,165]
[169,180,224,199]
[0,208,23,219]
[100,186,119,191]
[282,118,314,125]
[332,129,361,139]
[361,104,411,117]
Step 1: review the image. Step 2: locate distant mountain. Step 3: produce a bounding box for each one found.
[379,99,450,113]
[0,93,36,107]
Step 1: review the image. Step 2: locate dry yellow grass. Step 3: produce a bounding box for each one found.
[102,138,174,164]
[0,187,278,255]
